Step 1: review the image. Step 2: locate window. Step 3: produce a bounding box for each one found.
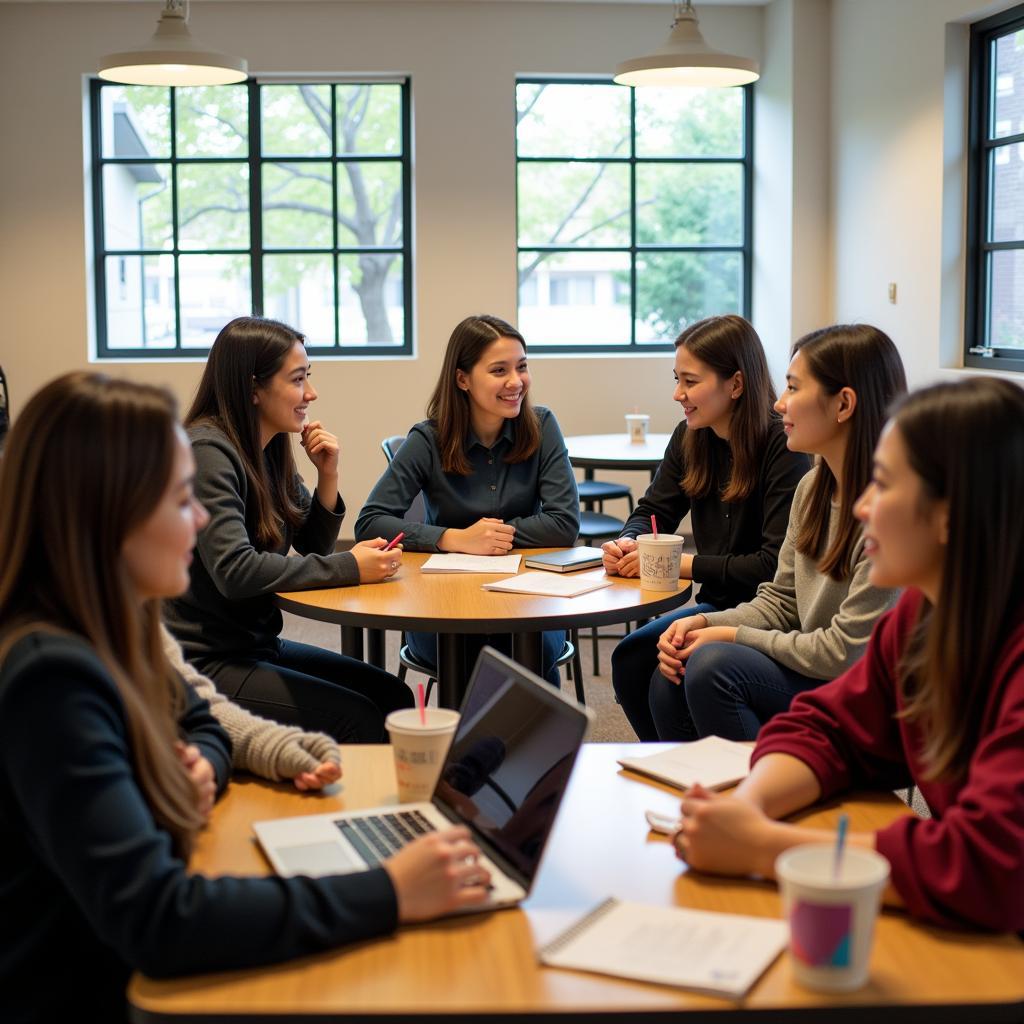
[515,79,752,351]
[966,6,1024,370]
[90,79,411,358]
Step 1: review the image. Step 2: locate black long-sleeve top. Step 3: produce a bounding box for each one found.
[619,417,810,610]
[0,633,398,1024]
[165,423,359,662]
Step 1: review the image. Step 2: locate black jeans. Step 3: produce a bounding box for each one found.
[197,639,414,743]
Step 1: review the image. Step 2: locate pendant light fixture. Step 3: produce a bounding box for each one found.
[99,0,248,87]
[614,0,759,89]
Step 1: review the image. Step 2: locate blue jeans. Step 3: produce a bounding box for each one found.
[648,642,820,741]
[610,603,718,740]
[406,629,566,688]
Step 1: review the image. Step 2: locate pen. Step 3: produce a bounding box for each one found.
[384,531,405,551]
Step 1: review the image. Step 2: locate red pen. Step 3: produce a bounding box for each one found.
[384,531,405,551]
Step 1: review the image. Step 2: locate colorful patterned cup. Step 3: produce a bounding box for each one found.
[776,843,890,992]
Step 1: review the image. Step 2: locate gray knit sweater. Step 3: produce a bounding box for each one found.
[702,467,898,680]
[161,624,341,782]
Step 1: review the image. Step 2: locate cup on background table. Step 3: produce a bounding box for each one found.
[636,533,684,591]
[625,413,650,444]
[775,843,891,992]
[385,708,460,803]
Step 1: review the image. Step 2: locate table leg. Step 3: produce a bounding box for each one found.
[366,628,386,669]
[512,631,545,679]
[341,625,364,661]
[437,633,467,710]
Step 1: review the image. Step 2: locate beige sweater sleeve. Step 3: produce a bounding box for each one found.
[160,624,341,782]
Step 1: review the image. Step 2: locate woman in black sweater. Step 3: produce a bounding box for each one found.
[0,373,489,1024]
[604,315,810,739]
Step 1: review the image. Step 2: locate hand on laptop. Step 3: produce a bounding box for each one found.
[384,826,492,921]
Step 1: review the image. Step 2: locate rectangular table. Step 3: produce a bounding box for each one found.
[129,744,1024,1022]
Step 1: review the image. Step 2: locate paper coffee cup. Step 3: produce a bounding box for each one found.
[625,413,650,444]
[775,843,890,992]
[636,533,683,591]
[385,708,460,804]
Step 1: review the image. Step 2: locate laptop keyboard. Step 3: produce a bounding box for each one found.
[335,809,436,866]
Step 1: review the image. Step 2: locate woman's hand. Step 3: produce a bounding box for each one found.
[679,626,738,659]
[175,741,216,820]
[440,518,516,555]
[673,783,782,878]
[301,420,340,479]
[352,537,402,583]
[603,537,638,577]
[384,826,492,921]
[655,614,709,683]
[292,760,343,791]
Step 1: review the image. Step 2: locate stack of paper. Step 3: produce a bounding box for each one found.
[617,736,752,792]
[481,572,612,598]
[421,553,522,574]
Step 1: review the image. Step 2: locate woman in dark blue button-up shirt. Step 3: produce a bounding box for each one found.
[356,315,580,684]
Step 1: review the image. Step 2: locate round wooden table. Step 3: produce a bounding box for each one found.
[278,550,692,708]
[564,432,673,479]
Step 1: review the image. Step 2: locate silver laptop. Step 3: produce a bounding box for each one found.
[253,646,594,911]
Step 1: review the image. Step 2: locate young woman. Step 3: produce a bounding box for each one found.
[605,315,810,740]
[356,314,580,685]
[0,373,490,1023]
[650,324,906,741]
[164,316,413,743]
[672,377,1024,934]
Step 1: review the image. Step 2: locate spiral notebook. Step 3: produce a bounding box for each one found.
[537,897,788,998]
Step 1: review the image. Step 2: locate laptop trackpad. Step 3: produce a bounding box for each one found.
[275,841,363,877]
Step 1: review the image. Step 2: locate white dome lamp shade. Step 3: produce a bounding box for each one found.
[99,0,248,88]
[614,0,759,89]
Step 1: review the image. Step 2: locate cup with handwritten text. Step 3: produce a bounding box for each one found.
[625,413,650,444]
[385,708,460,803]
[776,843,890,992]
[636,533,684,591]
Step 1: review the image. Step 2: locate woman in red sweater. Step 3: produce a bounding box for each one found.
[672,377,1024,933]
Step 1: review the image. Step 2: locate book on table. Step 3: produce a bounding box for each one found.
[420,553,522,574]
[537,896,787,998]
[617,736,752,792]
[481,571,612,598]
[523,547,605,573]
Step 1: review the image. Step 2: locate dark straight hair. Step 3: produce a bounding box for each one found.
[892,378,1024,781]
[426,315,541,475]
[675,314,777,503]
[792,324,907,580]
[186,316,305,550]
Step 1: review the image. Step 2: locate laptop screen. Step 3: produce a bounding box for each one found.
[432,647,590,883]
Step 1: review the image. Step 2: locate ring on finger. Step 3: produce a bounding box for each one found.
[390,560,398,571]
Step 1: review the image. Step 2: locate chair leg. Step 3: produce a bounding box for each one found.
[570,630,585,704]
[590,625,600,676]
[424,677,436,706]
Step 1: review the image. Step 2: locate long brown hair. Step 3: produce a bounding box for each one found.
[187,316,305,549]
[426,315,541,475]
[676,315,777,502]
[792,325,906,580]
[0,372,204,856]
[892,378,1024,781]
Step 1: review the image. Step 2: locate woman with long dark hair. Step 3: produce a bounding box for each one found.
[164,316,413,742]
[650,324,906,740]
[356,314,579,684]
[672,377,1024,933]
[0,373,490,1022]
[605,315,810,739]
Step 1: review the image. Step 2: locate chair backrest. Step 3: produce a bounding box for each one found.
[0,365,9,453]
[379,433,426,522]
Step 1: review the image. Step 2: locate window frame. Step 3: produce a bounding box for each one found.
[514,76,754,354]
[965,4,1024,372]
[89,77,413,360]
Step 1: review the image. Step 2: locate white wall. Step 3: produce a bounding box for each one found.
[3,1,810,526]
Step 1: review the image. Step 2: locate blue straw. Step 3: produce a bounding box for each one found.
[833,813,849,880]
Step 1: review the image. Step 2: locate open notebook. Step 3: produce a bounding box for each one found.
[421,553,522,574]
[482,572,612,598]
[617,736,752,792]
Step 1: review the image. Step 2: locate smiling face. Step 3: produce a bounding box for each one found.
[854,422,947,599]
[456,335,530,435]
[672,346,741,438]
[121,426,210,601]
[774,350,851,457]
[253,340,316,444]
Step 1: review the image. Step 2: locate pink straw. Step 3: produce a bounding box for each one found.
[417,682,426,725]
[651,515,658,539]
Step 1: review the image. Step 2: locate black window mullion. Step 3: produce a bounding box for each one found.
[742,81,754,319]
[629,86,637,346]
[170,87,182,352]
[250,79,263,316]
[331,85,340,348]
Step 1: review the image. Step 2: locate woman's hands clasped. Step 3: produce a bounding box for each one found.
[440,517,516,555]
[655,616,738,683]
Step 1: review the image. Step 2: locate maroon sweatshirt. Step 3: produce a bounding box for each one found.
[753,588,1024,932]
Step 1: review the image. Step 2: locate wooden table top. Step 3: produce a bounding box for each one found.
[278,549,693,633]
[564,432,673,469]
[128,744,1024,1022]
